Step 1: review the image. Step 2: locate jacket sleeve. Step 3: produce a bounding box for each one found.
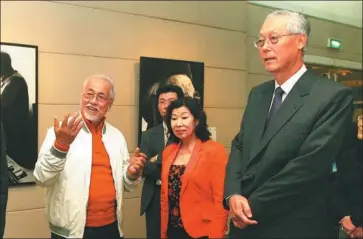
[160,148,170,238]
[0,122,9,238]
[140,131,160,180]
[123,137,141,192]
[209,144,229,238]
[248,87,353,221]
[224,91,252,205]
[33,128,68,187]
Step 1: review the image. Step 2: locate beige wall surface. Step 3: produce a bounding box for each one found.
[1,1,361,238]
[1,1,247,238]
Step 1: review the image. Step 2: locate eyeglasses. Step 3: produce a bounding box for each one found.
[82,92,110,103]
[254,33,298,48]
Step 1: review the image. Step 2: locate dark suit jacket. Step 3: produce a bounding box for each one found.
[0,122,9,238]
[331,122,363,226]
[1,74,33,169]
[224,69,353,238]
[140,124,165,215]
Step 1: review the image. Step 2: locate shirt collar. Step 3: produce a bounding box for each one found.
[81,111,106,134]
[275,64,307,95]
[162,121,168,135]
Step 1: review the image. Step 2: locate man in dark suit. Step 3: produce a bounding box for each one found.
[140,84,184,238]
[1,51,33,170]
[0,122,9,238]
[332,116,363,238]
[223,10,353,238]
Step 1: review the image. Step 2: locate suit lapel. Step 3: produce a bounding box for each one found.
[249,81,275,152]
[153,124,165,150]
[181,139,202,195]
[248,70,314,163]
[152,124,165,165]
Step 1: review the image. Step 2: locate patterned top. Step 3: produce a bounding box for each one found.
[168,164,186,228]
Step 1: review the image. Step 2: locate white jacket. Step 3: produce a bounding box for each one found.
[33,121,140,238]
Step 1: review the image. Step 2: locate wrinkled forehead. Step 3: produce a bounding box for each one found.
[84,77,111,94]
[259,15,289,36]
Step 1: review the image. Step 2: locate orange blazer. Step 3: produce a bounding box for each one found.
[160,139,229,238]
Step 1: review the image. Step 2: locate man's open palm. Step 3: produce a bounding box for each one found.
[54,112,83,146]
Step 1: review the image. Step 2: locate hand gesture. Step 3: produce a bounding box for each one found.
[341,216,357,238]
[229,195,258,229]
[54,112,83,146]
[127,147,147,178]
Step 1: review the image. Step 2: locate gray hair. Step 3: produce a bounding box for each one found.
[266,10,311,49]
[83,74,115,99]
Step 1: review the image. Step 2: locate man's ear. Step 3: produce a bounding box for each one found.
[298,34,308,50]
[108,100,114,111]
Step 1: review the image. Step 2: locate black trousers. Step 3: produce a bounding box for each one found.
[167,224,207,239]
[51,221,123,239]
[145,186,161,239]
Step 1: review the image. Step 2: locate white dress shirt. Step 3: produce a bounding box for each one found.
[162,121,169,146]
[269,64,307,112]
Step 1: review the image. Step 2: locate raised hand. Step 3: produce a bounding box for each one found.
[229,195,258,229]
[127,147,147,179]
[54,112,83,146]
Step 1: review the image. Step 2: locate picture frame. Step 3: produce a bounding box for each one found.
[1,42,38,186]
[138,56,204,145]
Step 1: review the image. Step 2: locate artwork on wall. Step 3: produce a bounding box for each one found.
[138,56,204,144]
[1,42,38,186]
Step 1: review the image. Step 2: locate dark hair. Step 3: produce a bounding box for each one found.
[0,51,14,76]
[166,97,210,143]
[156,83,184,101]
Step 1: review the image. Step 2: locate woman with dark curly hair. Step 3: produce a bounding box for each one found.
[160,97,229,239]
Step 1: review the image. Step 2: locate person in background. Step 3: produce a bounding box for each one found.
[160,97,229,239]
[224,10,353,238]
[33,74,146,239]
[140,84,184,239]
[0,51,32,170]
[0,122,8,238]
[335,115,363,238]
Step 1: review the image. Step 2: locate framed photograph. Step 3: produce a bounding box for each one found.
[138,56,204,144]
[1,42,38,186]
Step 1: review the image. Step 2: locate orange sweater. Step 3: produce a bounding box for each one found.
[54,118,116,227]
[85,119,116,227]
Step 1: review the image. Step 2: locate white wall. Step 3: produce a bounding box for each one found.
[249,1,363,28]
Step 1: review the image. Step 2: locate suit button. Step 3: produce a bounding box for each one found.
[244,172,251,177]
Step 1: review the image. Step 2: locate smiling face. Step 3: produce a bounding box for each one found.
[170,106,198,141]
[81,77,114,124]
[258,15,307,79]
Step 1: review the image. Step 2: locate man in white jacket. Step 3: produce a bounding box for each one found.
[34,74,146,239]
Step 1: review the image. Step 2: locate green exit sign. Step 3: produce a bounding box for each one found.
[327,38,342,49]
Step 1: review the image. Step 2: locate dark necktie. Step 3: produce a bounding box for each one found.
[267,87,284,123]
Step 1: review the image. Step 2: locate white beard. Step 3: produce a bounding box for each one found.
[83,111,101,122]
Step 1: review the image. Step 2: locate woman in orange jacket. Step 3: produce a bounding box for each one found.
[160,97,229,239]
